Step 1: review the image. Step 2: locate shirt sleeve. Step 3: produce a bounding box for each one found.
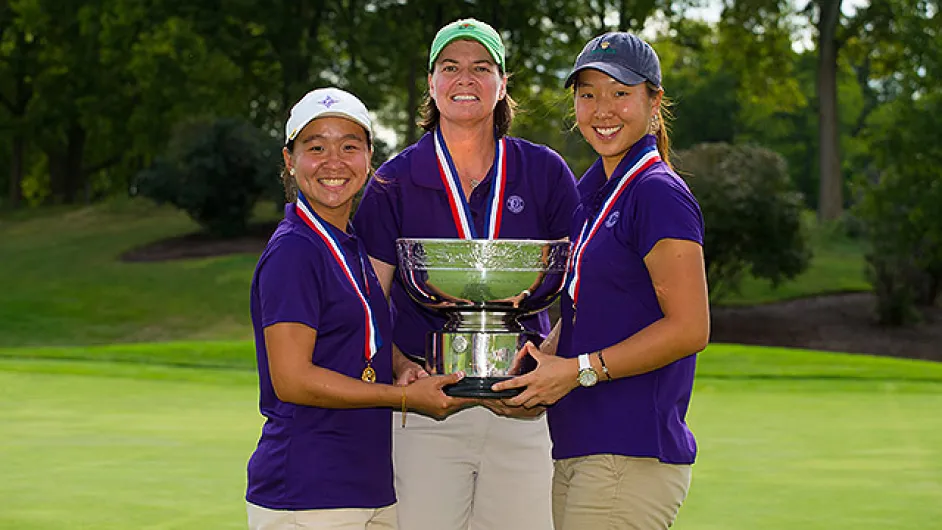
[257,235,321,330]
[352,164,402,266]
[629,171,705,258]
[541,147,580,239]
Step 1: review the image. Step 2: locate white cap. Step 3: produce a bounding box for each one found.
[284,87,372,146]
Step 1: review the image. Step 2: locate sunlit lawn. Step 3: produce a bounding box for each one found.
[1,344,940,529]
[0,199,278,348]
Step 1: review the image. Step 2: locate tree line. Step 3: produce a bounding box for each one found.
[0,0,938,221]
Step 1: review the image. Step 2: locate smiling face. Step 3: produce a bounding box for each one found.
[283,116,372,229]
[428,39,507,128]
[574,69,661,177]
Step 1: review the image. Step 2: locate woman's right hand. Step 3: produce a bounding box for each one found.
[392,346,429,386]
[394,357,429,386]
[403,372,473,419]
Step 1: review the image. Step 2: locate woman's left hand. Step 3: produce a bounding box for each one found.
[490,342,579,408]
[480,399,546,418]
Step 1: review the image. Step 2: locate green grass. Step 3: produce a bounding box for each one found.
[678,377,942,529]
[0,340,255,371]
[0,198,276,347]
[718,217,870,306]
[0,362,258,530]
[1,343,940,529]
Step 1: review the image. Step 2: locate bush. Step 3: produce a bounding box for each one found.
[675,142,810,301]
[135,117,280,237]
[855,92,942,325]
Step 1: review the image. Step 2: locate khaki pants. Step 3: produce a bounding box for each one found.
[246,502,397,530]
[552,455,691,530]
[393,406,553,530]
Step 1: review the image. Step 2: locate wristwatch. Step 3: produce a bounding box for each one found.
[577,353,599,387]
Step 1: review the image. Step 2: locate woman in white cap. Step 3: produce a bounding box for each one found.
[354,18,579,530]
[245,87,469,530]
[494,32,710,530]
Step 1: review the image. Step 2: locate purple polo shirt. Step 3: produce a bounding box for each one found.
[246,204,394,510]
[353,132,579,361]
[549,135,705,465]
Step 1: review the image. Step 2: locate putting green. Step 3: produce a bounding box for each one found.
[677,378,942,529]
[1,355,940,529]
[0,360,259,529]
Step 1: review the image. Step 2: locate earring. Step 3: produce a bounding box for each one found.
[289,168,296,176]
[648,114,660,134]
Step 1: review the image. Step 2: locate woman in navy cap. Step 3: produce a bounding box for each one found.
[494,32,710,529]
[354,18,579,530]
[245,87,468,530]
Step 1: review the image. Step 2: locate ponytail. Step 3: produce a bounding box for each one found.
[647,82,673,170]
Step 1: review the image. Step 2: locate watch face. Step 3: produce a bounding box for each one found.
[578,369,598,387]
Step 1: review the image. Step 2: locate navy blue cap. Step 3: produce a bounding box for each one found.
[565,32,661,89]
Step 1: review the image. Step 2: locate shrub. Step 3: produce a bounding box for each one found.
[135,117,280,237]
[855,92,942,325]
[675,142,810,301]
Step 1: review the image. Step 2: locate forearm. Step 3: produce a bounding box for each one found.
[593,315,708,380]
[539,319,562,356]
[272,364,401,409]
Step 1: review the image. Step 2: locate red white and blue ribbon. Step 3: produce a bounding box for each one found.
[295,192,382,362]
[565,146,661,308]
[434,127,507,239]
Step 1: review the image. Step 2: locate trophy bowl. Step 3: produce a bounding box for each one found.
[396,238,570,398]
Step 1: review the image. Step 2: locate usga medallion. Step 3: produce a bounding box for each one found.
[361,365,377,383]
[452,335,469,353]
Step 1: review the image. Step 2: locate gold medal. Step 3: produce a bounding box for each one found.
[361,365,376,383]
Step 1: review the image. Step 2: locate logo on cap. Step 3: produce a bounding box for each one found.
[593,40,617,55]
[460,22,473,28]
[319,95,339,108]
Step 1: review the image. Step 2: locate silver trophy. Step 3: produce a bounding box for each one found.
[396,238,570,398]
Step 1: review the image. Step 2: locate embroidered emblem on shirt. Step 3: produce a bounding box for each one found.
[604,210,620,228]
[506,195,525,214]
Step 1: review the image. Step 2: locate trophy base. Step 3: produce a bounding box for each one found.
[444,377,523,399]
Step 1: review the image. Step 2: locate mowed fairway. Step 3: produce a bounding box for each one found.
[2,346,941,529]
[0,360,260,530]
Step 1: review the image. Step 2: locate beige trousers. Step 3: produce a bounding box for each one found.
[552,455,692,530]
[392,406,554,530]
[246,502,397,530]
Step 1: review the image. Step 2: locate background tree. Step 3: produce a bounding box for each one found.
[676,142,810,301]
[134,117,279,238]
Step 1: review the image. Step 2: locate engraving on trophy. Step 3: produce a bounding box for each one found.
[396,238,570,398]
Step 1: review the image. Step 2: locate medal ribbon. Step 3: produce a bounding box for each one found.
[295,192,382,363]
[566,147,661,308]
[434,127,507,239]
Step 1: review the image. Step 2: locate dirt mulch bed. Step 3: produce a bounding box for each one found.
[711,293,942,362]
[119,222,278,262]
[121,227,942,363]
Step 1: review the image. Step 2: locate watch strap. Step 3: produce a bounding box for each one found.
[578,353,591,371]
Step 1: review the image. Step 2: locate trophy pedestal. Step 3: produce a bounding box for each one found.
[428,326,539,399]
